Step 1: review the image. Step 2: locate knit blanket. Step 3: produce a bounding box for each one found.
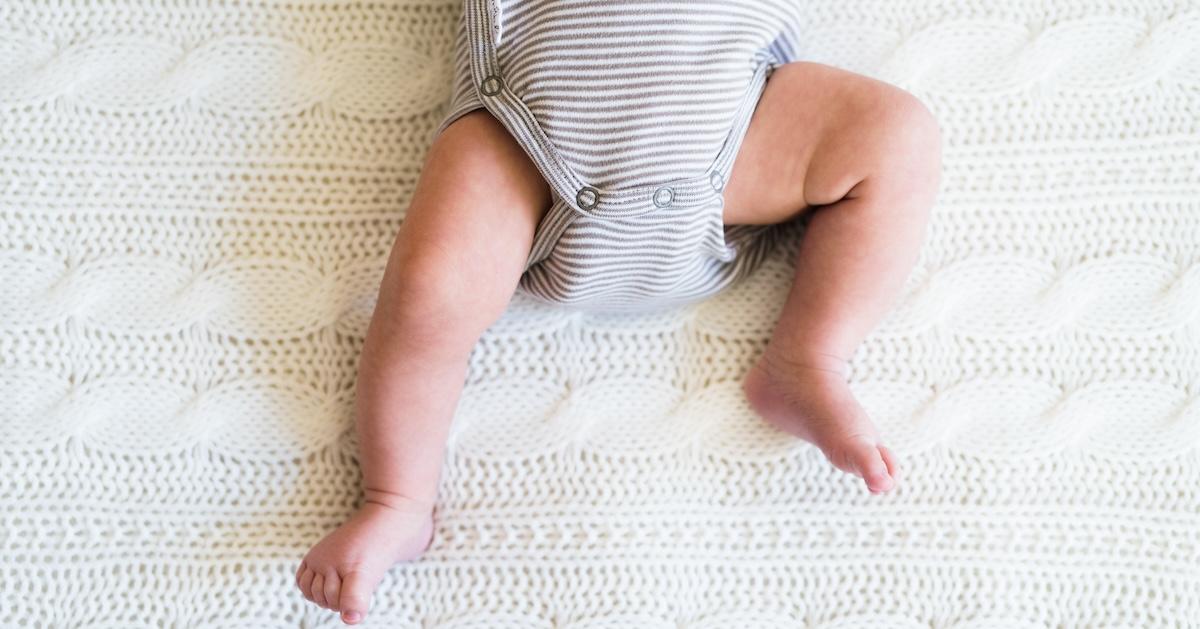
[2,1,1198,626]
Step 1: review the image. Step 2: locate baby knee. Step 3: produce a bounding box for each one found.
[387,246,486,331]
[848,87,942,202]
[877,88,943,174]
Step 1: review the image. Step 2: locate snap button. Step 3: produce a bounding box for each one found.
[709,171,725,192]
[576,186,600,210]
[652,186,674,208]
[480,75,504,96]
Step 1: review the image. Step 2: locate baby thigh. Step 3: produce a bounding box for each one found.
[721,61,942,226]
[384,109,554,347]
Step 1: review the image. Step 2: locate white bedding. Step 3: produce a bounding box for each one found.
[1,1,1197,626]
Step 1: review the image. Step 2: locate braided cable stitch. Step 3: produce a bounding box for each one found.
[0,0,1198,626]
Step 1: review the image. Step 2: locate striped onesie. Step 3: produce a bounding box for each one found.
[435,0,806,312]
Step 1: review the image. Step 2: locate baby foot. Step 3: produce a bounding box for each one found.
[295,497,435,624]
[741,349,899,493]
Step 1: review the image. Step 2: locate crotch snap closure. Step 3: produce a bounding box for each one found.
[576,186,600,210]
[480,75,503,96]
[652,186,675,208]
[709,171,725,192]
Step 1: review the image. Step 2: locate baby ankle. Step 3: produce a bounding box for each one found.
[760,347,850,379]
[362,487,437,513]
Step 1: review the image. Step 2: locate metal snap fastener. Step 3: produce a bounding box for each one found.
[652,186,674,208]
[576,186,600,210]
[709,171,725,192]
[480,75,504,96]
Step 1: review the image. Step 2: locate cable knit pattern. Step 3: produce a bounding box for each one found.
[1,1,1199,626]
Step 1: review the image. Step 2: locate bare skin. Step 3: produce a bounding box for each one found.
[295,60,942,624]
[728,62,941,493]
[295,109,553,624]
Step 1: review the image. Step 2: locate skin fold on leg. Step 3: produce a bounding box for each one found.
[295,109,552,624]
[723,61,943,494]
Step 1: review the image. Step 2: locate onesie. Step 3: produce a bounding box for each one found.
[435,0,807,313]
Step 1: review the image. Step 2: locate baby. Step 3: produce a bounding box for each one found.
[296,0,941,624]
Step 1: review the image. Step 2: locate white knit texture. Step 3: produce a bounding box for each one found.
[2,1,1199,627]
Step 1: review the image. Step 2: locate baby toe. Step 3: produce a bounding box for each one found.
[295,560,307,588]
[311,573,328,608]
[323,571,343,612]
[847,439,893,493]
[339,568,380,625]
[298,567,316,602]
[878,444,901,484]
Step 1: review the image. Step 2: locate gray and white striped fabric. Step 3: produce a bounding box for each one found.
[435,0,807,312]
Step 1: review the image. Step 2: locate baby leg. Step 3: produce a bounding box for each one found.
[296,109,552,623]
[724,62,942,493]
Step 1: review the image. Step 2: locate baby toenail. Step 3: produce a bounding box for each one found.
[343,611,361,623]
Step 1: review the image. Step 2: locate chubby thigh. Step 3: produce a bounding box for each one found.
[721,61,939,226]
[392,109,553,330]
